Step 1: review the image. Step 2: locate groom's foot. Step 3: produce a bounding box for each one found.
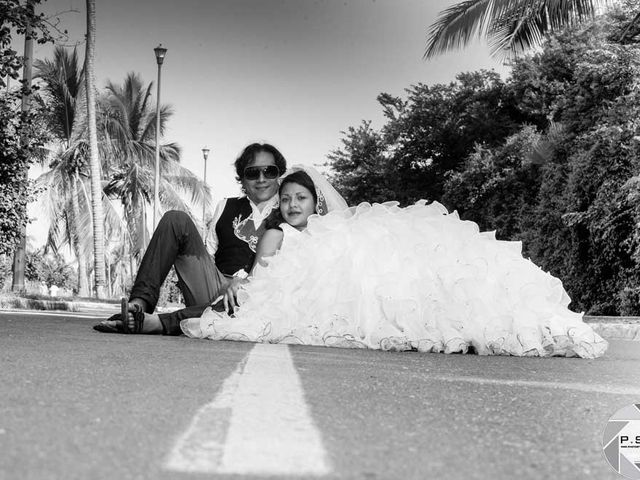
[93,311,163,334]
[129,298,148,313]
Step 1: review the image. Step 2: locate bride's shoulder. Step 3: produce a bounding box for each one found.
[262,227,285,243]
[255,228,284,258]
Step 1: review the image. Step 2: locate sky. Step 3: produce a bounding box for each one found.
[25,0,510,247]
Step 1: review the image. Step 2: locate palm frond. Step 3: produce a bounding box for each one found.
[35,167,73,253]
[71,175,125,262]
[488,3,548,57]
[488,0,600,57]
[425,0,495,59]
[45,208,70,254]
[160,141,181,163]
[34,46,85,143]
[158,180,196,220]
[139,104,175,142]
[525,121,566,164]
[138,80,154,128]
[163,173,210,211]
[425,0,603,59]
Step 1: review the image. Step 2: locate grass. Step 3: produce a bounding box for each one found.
[15,292,120,304]
[0,293,74,311]
[0,291,121,311]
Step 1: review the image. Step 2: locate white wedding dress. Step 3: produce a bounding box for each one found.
[181,201,608,358]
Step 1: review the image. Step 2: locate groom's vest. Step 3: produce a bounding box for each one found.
[214,197,267,276]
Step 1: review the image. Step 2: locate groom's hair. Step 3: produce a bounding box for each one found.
[234,143,287,183]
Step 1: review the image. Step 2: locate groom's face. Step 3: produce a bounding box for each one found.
[242,151,280,205]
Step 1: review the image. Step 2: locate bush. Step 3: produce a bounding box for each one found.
[157,267,183,307]
[619,287,640,316]
[25,249,74,290]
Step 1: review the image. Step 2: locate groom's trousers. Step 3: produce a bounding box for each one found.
[129,210,228,335]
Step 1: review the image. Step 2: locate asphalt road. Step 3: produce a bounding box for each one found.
[1,310,638,480]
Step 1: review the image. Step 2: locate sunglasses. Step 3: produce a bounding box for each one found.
[243,165,280,180]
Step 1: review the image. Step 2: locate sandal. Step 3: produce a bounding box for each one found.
[121,298,145,334]
[93,318,122,333]
[93,311,124,333]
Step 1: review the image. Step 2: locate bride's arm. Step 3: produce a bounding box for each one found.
[222,228,284,312]
[251,228,284,270]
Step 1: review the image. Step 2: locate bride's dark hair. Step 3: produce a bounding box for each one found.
[264,170,317,230]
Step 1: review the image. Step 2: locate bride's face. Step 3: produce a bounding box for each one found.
[280,182,316,231]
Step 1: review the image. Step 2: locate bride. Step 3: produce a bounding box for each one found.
[180,165,608,358]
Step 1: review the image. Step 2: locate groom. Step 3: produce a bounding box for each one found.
[94,142,286,335]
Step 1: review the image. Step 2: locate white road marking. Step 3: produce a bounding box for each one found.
[430,375,640,396]
[165,343,330,476]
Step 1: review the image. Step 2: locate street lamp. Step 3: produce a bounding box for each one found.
[202,146,210,237]
[153,44,167,230]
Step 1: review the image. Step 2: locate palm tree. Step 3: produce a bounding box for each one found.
[100,72,211,262]
[85,0,107,298]
[424,0,606,59]
[34,46,90,296]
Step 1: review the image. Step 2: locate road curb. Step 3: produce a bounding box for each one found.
[583,316,640,341]
[588,323,640,341]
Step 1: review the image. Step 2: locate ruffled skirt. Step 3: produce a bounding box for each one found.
[181,201,608,358]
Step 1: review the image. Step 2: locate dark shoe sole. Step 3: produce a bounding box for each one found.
[93,321,122,333]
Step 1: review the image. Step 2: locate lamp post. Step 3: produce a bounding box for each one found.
[202,146,210,237]
[153,44,167,230]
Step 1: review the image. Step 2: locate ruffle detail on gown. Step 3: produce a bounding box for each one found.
[181,201,608,358]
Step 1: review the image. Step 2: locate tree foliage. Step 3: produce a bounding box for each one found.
[25,248,74,290]
[329,70,523,206]
[1,0,52,89]
[328,1,640,314]
[0,0,53,256]
[33,59,211,296]
[34,45,91,296]
[101,72,210,259]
